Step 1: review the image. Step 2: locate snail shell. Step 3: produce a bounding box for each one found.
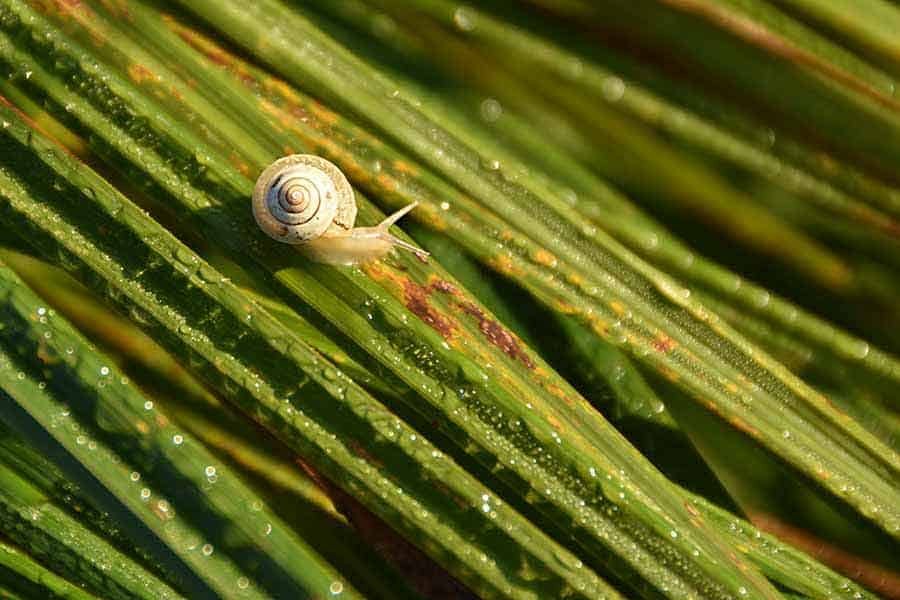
[253,154,356,243]
[253,154,427,265]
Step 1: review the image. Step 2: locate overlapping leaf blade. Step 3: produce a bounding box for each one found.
[0,259,361,598]
[0,537,103,600]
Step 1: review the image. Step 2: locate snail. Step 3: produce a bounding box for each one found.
[253,154,428,265]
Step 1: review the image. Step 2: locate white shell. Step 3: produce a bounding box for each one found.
[252,154,357,243]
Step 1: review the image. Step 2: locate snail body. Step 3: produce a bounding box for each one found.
[253,154,427,265]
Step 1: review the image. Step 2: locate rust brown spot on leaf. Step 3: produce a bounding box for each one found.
[488,253,523,277]
[392,160,418,176]
[428,277,534,368]
[659,366,680,382]
[310,102,339,126]
[127,63,155,85]
[457,301,535,369]
[546,414,563,431]
[532,249,557,267]
[546,385,564,399]
[652,333,677,353]
[0,96,82,158]
[375,173,399,192]
[340,158,369,183]
[228,154,251,177]
[48,0,107,45]
[554,300,576,314]
[266,79,303,105]
[814,466,831,480]
[418,204,448,232]
[546,384,571,406]
[402,279,457,340]
[728,415,759,437]
[430,279,459,295]
[169,19,235,69]
[588,316,609,337]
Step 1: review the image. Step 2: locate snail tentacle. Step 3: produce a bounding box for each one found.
[373,201,429,256]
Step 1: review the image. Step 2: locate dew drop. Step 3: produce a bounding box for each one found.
[565,58,584,79]
[561,188,578,206]
[482,157,501,171]
[480,98,503,122]
[601,77,626,102]
[453,7,475,32]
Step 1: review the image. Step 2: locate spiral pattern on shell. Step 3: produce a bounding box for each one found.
[252,154,356,244]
